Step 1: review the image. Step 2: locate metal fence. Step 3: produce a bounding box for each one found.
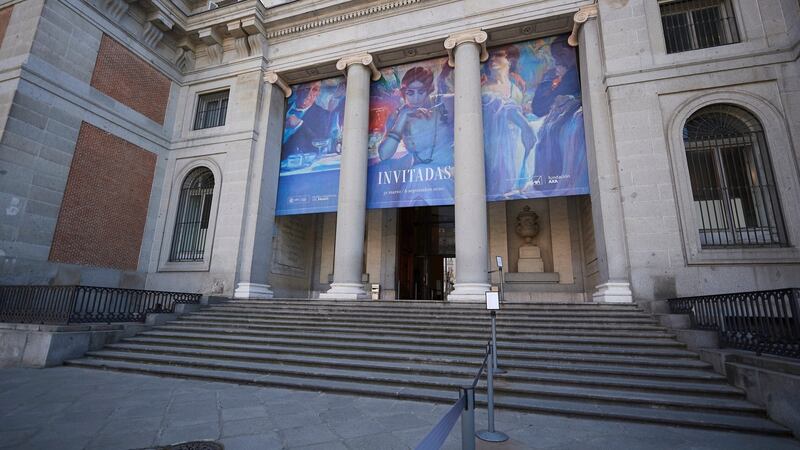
[668,288,800,358]
[0,285,201,325]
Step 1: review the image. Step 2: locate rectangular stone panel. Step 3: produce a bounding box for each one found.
[49,122,156,270]
[90,34,170,124]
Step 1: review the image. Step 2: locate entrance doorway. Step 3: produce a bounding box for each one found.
[396,206,455,300]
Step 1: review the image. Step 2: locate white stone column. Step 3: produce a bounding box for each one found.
[233,72,292,299]
[574,6,633,303]
[445,30,492,302]
[320,53,381,300]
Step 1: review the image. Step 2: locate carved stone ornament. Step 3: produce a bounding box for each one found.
[444,29,488,67]
[515,206,540,245]
[568,4,599,47]
[336,53,381,81]
[265,71,292,98]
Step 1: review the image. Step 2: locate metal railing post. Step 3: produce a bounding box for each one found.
[460,387,475,450]
[477,344,508,443]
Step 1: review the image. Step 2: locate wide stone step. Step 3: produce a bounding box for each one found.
[178,315,673,338]
[224,300,644,312]
[104,342,743,397]
[64,358,790,436]
[79,350,758,414]
[134,331,709,369]
[171,318,679,345]
[202,307,657,322]
[122,336,720,377]
[154,324,691,354]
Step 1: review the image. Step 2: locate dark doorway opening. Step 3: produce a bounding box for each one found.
[396,206,455,300]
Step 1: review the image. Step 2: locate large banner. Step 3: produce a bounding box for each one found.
[275,77,346,215]
[275,34,588,216]
[367,57,455,208]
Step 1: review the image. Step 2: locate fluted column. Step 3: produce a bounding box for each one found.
[233,72,292,299]
[574,6,633,303]
[320,53,381,300]
[445,30,491,302]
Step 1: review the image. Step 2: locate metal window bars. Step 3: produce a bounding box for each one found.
[0,285,202,325]
[194,91,229,130]
[660,0,740,53]
[668,289,800,359]
[684,105,787,248]
[169,167,215,262]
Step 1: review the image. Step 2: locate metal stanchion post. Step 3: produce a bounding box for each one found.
[493,257,506,375]
[477,344,508,443]
[460,387,475,450]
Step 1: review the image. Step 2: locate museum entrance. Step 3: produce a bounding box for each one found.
[396,206,455,300]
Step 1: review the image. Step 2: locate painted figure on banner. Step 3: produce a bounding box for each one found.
[367,58,455,209]
[481,45,537,198]
[275,77,346,215]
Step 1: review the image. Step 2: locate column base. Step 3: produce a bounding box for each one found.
[319,282,369,300]
[592,282,633,303]
[447,282,491,302]
[233,283,274,300]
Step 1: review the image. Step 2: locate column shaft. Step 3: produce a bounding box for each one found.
[321,62,371,299]
[449,40,491,302]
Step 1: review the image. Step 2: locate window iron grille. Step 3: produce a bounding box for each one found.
[194,90,229,130]
[660,0,740,53]
[169,167,215,262]
[684,105,787,248]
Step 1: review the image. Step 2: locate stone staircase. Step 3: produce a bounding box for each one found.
[65,300,790,435]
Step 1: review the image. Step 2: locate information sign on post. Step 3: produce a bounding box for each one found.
[485,291,500,310]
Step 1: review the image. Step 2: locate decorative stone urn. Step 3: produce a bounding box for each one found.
[515,206,540,245]
[515,206,544,273]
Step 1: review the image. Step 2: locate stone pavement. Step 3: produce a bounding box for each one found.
[0,367,798,450]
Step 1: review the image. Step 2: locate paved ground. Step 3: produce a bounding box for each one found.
[0,367,798,450]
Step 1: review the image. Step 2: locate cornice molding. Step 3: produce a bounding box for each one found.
[335,53,381,80]
[444,29,488,67]
[568,3,598,47]
[264,71,292,97]
[266,0,421,39]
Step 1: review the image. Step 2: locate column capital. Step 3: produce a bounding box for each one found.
[336,53,381,81]
[568,4,599,47]
[444,29,488,67]
[264,71,292,97]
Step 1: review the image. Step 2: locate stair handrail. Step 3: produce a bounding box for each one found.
[413,340,491,450]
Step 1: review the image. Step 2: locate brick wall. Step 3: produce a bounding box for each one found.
[49,122,156,270]
[90,35,171,124]
[0,6,12,47]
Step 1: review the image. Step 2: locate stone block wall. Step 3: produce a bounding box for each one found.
[49,122,156,270]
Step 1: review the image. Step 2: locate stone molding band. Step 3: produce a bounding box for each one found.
[568,3,599,47]
[444,29,489,67]
[264,71,292,97]
[336,53,382,80]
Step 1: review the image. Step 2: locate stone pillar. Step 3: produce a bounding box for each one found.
[233,72,292,299]
[320,53,381,300]
[574,6,633,303]
[444,30,492,302]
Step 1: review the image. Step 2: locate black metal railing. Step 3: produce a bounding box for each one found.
[661,0,740,54]
[668,288,800,358]
[0,285,201,325]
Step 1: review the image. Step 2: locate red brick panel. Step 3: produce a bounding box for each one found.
[50,122,157,271]
[90,35,171,124]
[0,6,13,47]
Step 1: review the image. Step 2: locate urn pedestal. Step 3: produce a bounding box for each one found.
[518,245,544,273]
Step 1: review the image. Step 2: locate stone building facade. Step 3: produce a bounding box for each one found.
[0,0,798,303]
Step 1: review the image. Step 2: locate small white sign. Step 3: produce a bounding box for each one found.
[496,256,503,269]
[485,291,500,310]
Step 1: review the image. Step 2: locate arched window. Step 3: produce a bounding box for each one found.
[169,167,215,262]
[683,105,787,248]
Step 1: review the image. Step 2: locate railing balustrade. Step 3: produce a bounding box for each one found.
[0,285,201,325]
[668,288,800,358]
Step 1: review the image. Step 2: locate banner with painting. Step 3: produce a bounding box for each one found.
[274,34,588,216]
